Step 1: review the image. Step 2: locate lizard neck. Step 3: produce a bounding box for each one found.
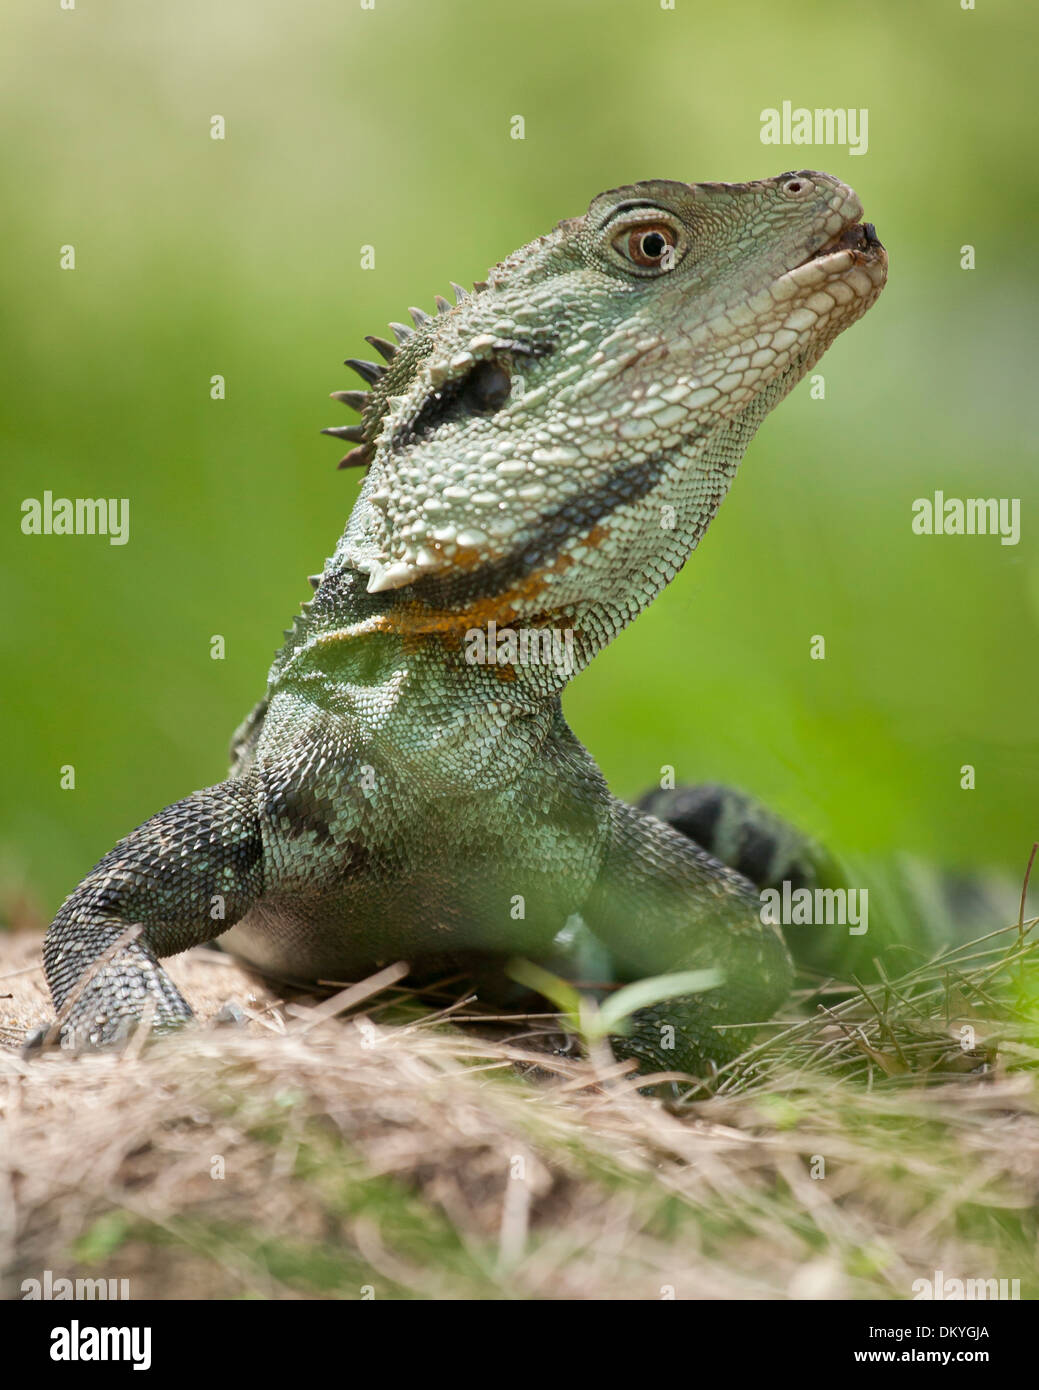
[273,373,799,737]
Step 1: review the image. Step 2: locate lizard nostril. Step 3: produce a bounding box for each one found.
[782,178,808,197]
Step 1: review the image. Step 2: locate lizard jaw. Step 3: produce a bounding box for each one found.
[776,212,888,318]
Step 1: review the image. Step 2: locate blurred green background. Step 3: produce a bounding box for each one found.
[2,0,1036,926]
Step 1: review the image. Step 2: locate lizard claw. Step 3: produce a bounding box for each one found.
[21,1014,141,1057]
[21,1022,53,1058]
[210,1000,247,1030]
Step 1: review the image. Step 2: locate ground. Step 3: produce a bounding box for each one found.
[2,924,1038,1301]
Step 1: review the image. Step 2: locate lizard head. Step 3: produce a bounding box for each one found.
[330,171,886,625]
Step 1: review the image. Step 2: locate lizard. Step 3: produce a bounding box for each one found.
[37,170,887,1075]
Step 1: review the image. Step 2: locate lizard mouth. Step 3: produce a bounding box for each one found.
[796,219,884,268]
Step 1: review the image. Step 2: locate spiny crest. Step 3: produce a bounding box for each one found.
[322,279,487,470]
[279,601,314,650]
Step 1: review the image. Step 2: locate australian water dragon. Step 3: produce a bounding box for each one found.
[38,170,887,1072]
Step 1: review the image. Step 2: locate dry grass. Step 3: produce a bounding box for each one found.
[2,922,1038,1300]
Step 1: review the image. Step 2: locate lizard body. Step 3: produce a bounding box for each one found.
[41,171,886,1072]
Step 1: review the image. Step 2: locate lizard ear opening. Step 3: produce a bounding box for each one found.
[399,357,512,445]
[389,340,552,452]
[463,360,512,413]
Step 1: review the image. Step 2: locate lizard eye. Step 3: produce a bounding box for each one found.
[615,223,679,270]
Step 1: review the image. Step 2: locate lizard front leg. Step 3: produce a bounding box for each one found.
[39,777,264,1048]
[582,799,793,1077]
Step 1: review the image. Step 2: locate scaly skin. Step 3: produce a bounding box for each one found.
[41,170,886,1073]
